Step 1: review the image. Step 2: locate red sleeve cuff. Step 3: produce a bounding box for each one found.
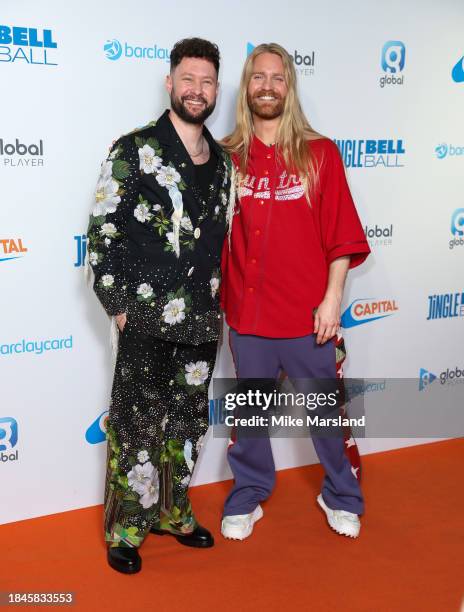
[327,241,371,269]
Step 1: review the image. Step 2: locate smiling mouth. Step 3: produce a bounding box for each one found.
[184,99,206,107]
[256,95,278,101]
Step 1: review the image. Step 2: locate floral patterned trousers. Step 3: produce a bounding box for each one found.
[104,322,217,548]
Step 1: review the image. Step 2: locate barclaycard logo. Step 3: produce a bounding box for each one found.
[341,298,399,328]
[435,143,464,159]
[104,38,170,62]
[451,55,464,83]
[85,410,109,444]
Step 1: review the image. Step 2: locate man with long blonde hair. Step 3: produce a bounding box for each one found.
[220,43,370,540]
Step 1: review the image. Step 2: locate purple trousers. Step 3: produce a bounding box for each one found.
[223,329,364,516]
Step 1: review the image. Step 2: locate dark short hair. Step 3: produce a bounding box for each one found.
[170,37,220,75]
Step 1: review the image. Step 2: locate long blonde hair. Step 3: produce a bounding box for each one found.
[222,43,322,201]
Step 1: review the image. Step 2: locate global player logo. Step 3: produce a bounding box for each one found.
[247,42,315,76]
[341,298,399,328]
[451,55,464,83]
[449,208,464,249]
[380,41,405,88]
[419,368,437,391]
[104,39,122,61]
[85,410,109,444]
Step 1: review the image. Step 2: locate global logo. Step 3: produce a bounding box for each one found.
[334,139,405,168]
[247,42,315,76]
[0,25,57,66]
[85,410,109,444]
[0,417,19,463]
[451,55,464,83]
[449,208,464,249]
[104,39,122,61]
[380,40,405,88]
[0,138,44,168]
[435,143,464,159]
[341,299,399,328]
[364,224,393,247]
[103,37,170,62]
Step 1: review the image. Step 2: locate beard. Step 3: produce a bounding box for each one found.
[247,89,285,120]
[170,89,216,125]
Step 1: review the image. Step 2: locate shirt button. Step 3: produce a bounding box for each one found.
[248,287,254,293]
[264,170,269,175]
[194,228,201,239]
[254,229,261,236]
[259,200,264,206]
[251,258,257,264]
[266,154,272,159]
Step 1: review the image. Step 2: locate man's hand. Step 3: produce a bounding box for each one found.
[314,297,340,344]
[115,313,127,332]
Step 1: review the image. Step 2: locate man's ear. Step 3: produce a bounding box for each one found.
[165,73,173,95]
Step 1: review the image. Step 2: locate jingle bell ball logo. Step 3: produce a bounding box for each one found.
[0,238,28,262]
[0,25,57,66]
[0,417,19,463]
[380,40,405,88]
[103,37,170,62]
[341,298,399,328]
[334,139,405,168]
[427,291,464,320]
[247,42,315,76]
[435,143,464,160]
[85,410,109,444]
[449,208,464,249]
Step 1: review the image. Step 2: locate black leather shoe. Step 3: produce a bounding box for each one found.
[107,546,142,574]
[150,524,214,548]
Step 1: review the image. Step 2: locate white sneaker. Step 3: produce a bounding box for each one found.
[317,494,360,538]
[221,505,263,540]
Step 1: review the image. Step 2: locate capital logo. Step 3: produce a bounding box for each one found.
[435,143,448,159]
[85,410,109,444]
[0,238,28,262]
[381,41,405,73]
[451,55,464,83]
[74,234,87,267]
[341,298,399,328]
[0,25,57,66]
[419,368,436,391]
[103,37,169,62]
[104,39,122,61]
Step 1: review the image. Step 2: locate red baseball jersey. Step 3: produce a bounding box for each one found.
[220,135,370,337]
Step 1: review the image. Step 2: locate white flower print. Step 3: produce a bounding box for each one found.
[180,216,193,231]
[137,470,160,509]
[89,251,98,266]
[104,238,111,246]
[156,165,181,188]
[153,204,161,211]
[100,222,117,237]
[180,474,191,488]
[162,298,186,325]
[161,414,168,431]
[101,274,114,287]
[137,450,149,464]
[137,283,154,299]
[210,277,220,298]
[138,144,162,174]
[214,205,220,215]
[183,439,194,473]
[185,361,209,386]
[166,232,175,245]
[196,435,205,454]
[221,191,227,206]
[93,162,121,217]
[134,202,152,223]
[127,461,155,494]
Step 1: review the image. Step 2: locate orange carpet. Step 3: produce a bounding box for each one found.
[1,439,463,612]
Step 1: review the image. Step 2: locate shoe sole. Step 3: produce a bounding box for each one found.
[150,529,214,548]
[107,554,141,574]
[221,505,264,541]
[316,494,360,539]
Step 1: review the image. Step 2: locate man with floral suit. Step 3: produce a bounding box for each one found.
[87,38,230,574]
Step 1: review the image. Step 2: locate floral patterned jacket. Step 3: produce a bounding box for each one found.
[87,109,230,345]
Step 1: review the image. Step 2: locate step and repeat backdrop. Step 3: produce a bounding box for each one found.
[1,0,463,524]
